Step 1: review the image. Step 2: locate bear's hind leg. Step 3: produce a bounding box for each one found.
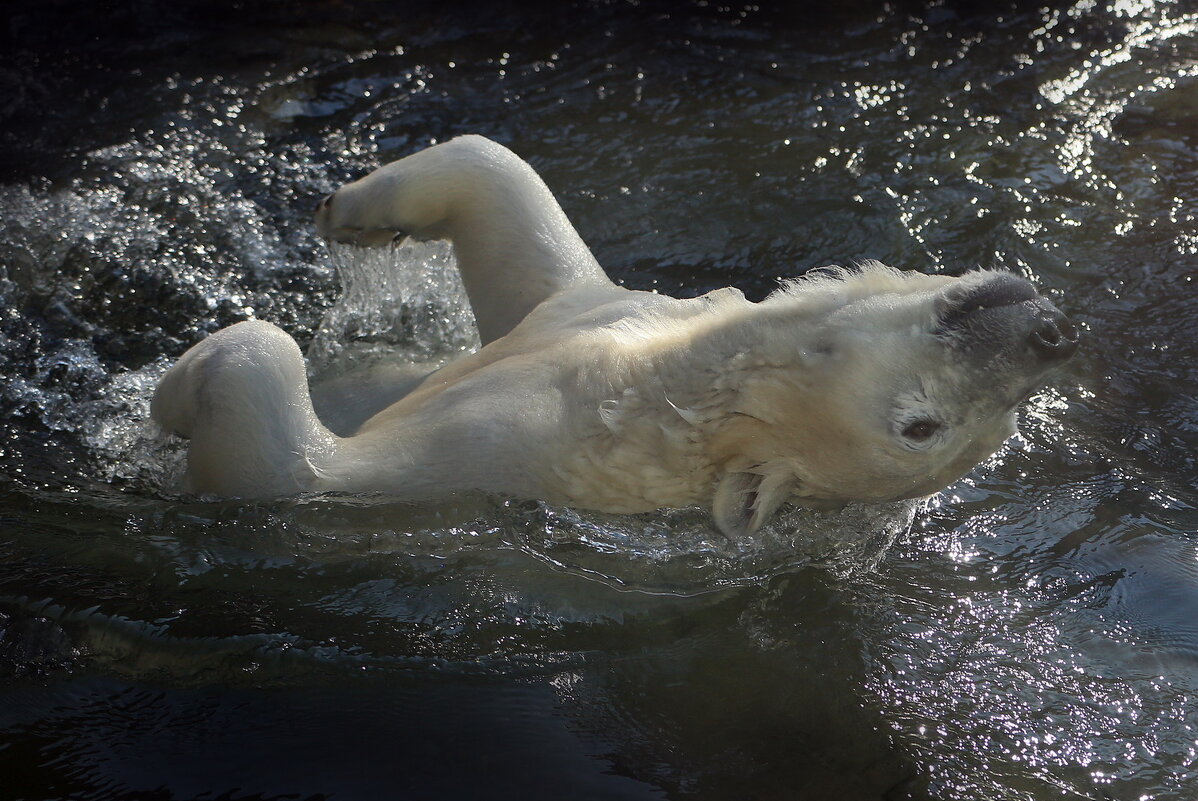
[152,320,342,496]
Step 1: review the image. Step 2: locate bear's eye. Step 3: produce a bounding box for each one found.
[901,419,941,442]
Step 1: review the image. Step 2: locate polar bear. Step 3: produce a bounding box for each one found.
[151,135,1078,536]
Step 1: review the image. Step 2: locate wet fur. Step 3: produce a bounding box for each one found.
[153,136,1067,536]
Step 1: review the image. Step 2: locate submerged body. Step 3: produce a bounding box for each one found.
[152,135,1078,535]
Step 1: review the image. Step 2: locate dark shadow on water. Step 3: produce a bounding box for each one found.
[0,673,659,801]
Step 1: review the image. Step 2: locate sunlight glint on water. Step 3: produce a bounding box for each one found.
[1,0,1197,798]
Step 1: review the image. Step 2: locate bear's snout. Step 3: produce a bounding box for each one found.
[935,272,1079,364]
[1029,305,1079,361]
[937,272,1039,330]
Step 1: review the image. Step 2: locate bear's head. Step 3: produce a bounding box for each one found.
[708,264,1079,536]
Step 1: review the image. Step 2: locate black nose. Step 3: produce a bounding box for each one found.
[1030,308,1080,361]
[316,192,334,213]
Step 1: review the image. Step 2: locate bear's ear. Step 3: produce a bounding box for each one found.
[712,469,795,538]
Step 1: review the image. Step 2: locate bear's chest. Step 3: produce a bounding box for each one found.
[540,387,718,512]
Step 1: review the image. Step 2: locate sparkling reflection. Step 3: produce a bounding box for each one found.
[1,0,1197,798]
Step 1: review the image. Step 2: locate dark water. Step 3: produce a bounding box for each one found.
[2,1,1197,799]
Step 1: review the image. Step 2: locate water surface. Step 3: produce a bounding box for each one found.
[2,1,1197,799]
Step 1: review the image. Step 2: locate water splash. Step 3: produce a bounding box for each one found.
[307,240,479,377]
[0,135,306,493]
[10,341,187,492]
[515,499,919,592]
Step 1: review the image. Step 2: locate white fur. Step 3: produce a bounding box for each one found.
[154,135,1070,536]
